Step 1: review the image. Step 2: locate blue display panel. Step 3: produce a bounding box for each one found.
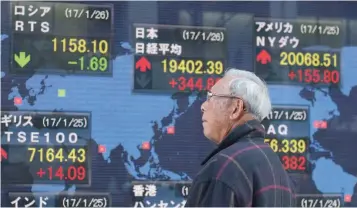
[1,1,357,207]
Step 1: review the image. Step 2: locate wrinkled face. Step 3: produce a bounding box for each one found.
[201,77,233,144]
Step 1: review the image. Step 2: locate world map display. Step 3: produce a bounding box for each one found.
[1,1,357,207]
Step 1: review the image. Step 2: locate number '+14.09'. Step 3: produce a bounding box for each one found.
[46,166,86,181]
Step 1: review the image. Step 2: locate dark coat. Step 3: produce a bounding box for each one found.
[185,120,296,207]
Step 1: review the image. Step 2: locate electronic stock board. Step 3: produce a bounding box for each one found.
[3,1,112,207]
[263,105,311,174]
[3,2,348,207]
[132,24,226,93]
[11,1,113,75]
[254,18,344,86]
[132,17,344,93]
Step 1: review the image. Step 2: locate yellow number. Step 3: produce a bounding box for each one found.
[323,54,331,67]
[280,52,288,66]
[215,61,223,74]
[290,139,297,153]
[92,40,108,54]
[206,61,215,74]
[99,40,108,54]
[68,148,86,163]
[206,61,213,74]
[287,53,295,66]
[55,149,64,162]
[178,60,186,73]
[264,138,270,144]
[298,140,306,153]
[68,149,76,162]
[281,52,323,67]
[52,38,57,52]
[169,60,177,73]
[162,59,167,73]
[77,148,86,163]
[281,139,289,153]
[295,53,304,66]
[77,39,86,53]
[38,148,44,162]
[312,53,320,66]
[332,54,337,67]
[270,139,278,152]
[162,59,178,73]
[68,38,78,53]
[60,38,66,52]
[194,60,203,74]
[46,148,55,162]
[186,60,195,74]
[305,53,312,66]
[28,147,36,162]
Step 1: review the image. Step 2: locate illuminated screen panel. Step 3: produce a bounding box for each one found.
[10,2,113,76]
[133,24,226,93]
[1,111,92,186]
[254,18,344,86]
[295,194,343,208]
[8,192,111,207]
[263,105,311,174]
[131,181,191,207]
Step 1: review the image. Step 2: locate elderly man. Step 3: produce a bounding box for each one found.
[185,68,296,207]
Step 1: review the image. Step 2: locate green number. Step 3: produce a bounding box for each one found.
[79,56,84,70]
[98,57,108,71]
[89,57,108,71]
[78,56,108,71]
[90,57,99,71]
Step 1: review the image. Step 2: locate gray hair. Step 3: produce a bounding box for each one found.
[224,68,272,121]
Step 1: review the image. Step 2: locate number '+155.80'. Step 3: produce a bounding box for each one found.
[289,69,340,84]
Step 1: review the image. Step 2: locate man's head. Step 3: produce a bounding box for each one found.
[201,68,272,144]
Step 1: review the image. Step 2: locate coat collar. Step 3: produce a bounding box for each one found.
[201,119,265,165]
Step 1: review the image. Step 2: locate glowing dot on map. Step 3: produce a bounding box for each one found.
[58,89,66,97]
[14,97,22,105]
[313,120,327,129]
[167,126,175,135]
[98,145,106,153]
[344,194,352,202]
[142,141,150,150]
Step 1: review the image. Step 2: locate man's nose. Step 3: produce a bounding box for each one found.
[201,101,206,113]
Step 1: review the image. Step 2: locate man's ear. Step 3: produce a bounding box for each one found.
[230,99,244,120]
